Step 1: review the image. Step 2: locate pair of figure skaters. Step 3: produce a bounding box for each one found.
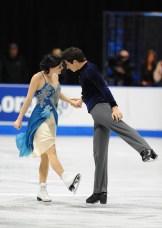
[14,47,158,204]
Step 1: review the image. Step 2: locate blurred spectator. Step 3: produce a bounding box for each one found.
[140,49,157,86]
[153,60,162,86]
[52,47,79,85]
[52,47,67,84]
[2,43,28,83]
[52,47,62,57]
[106,49,134,86]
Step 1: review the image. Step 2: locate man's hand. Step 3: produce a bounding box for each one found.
[112,106,123,122]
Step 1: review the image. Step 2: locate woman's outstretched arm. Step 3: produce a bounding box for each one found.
[59,92,82,108]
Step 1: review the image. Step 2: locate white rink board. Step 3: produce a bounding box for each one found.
[59,86,162,130]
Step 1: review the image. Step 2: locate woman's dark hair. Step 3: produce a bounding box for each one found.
[40,54,62,74]
[62,47,86,63]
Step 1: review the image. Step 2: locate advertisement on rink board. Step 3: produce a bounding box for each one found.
[0,84,162,136]
[0,84,93,126]
[0,86,36,121]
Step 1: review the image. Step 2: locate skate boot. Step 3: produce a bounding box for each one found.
[61,171,81,195]
[37,183,52,202]
[140,149,158,162]
[86,192,107,204]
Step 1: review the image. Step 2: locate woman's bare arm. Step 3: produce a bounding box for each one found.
[13,74,40,129]
[59,92,82,108]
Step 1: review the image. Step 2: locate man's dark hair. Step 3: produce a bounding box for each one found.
[40,54,62,74]
[62,47,86,63]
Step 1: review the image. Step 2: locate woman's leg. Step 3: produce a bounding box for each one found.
[46,144,64,177]
[46,144,81,193]
[39,153,49,183]
[37,153,51,202]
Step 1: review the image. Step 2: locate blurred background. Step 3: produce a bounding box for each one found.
[0,0,162,86]
[0,0,162,136]
[0,1,162,227]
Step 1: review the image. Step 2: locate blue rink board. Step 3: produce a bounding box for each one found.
[0,125,162,137]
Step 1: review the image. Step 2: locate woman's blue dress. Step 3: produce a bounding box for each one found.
[16,82,61,157]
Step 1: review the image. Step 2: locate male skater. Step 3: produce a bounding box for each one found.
[62,47,158,204]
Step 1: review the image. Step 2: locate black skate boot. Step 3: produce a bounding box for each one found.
[86,192,107,204]
[140,149,158,162]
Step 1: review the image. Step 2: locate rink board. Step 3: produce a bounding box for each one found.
[0,84,162,137]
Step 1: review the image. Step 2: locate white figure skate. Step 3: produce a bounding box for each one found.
[61,171,81,195]
[37,183,52,202]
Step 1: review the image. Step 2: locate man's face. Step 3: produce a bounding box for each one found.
[65,60,78,72]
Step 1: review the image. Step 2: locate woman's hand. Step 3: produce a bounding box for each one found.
[112,106,123,122]
[13,119,22,130]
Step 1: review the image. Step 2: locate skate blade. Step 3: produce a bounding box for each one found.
[85,201,107,208]
[73,175,81,195]
[69,174,81,195]
[86,200,100,205]
[146,156,158,162]
[37,197,52,202]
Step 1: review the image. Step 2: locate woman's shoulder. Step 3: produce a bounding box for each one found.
[32,72,42,79]
[28,72,43,88]
[30,72,43,83]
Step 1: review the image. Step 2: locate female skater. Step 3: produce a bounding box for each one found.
[13,54,81,202]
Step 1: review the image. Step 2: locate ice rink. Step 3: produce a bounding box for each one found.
[0,136,161,228]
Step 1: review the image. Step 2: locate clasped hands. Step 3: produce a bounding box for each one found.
[70,98,83,108]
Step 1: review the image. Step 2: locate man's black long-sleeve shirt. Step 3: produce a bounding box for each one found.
[78,61,117,113]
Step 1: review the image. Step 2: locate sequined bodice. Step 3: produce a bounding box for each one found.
[36,83,61,110]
